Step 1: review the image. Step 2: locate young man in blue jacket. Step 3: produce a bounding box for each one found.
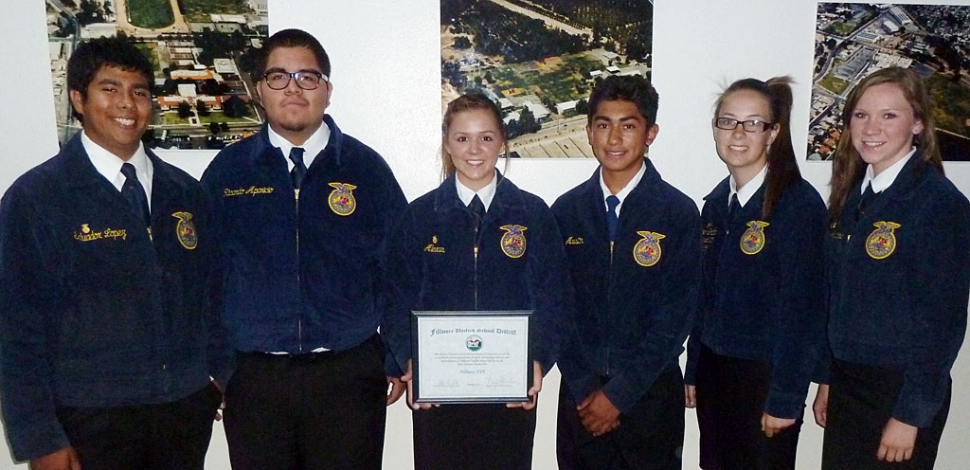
[0,37,234,470]
[201,29,407,469]
[552,75,701,469]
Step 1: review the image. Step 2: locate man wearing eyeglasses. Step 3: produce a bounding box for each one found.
[201,28,407,469]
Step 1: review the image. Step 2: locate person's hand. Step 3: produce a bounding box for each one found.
[403,360,436,410]
[813,384,829,428]
[577,389,621,437]
[877,418,918,462]
[386,375,406,405]
[507,362,543,410]
[30,446,81,470]
[761,412,796,437]
[684,384,696,408]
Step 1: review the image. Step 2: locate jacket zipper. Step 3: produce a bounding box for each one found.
[473,221,480,310]
[606,230,616,378]
[295,187,303,353]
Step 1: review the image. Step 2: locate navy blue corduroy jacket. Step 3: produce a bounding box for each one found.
[0,135,234,461]
[201,117,407,355]
[685,177,827,419]
[383,173,572,377]
[824,157,970,428]
[552,160,701,413]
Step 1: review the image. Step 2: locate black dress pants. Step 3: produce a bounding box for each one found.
[412,402,537,470]
[224,334,388,470]
[694,345,801,470]
[56,382,222,470]
[557,367,684,470]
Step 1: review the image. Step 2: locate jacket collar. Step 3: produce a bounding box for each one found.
[432,170,525,220]
[580,158,667,208]
[61,132,188,218]
[62,133,119,190]
[251,115,345,169]
[703,176,732,203]
[856,152,926,204]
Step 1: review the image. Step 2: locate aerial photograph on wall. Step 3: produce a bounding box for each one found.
[441,0,653,158]
[809,3,970,161]
[45,0,269,150]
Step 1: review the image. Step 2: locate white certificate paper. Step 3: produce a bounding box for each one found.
[412,311,531,404]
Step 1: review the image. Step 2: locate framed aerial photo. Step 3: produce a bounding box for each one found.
[441,0,654,158]
[809,3,970,161]
[44,0,269,150]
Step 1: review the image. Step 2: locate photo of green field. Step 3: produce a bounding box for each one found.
[442,0,654,158]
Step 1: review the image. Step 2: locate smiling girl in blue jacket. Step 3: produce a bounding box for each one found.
[684,77,827,470]
[815,66,970,469]
[383,93,571,469]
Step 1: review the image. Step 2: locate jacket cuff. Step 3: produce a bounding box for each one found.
[564,374,598,406]
[764,389,807,420]
[602,375,640,414]
[683,361,697,385]
[893,394,943,428]
[209,357,236,388]
[384,353,404,378]
[9,418,70,462]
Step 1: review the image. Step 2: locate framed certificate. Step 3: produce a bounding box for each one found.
[411,310,533,404]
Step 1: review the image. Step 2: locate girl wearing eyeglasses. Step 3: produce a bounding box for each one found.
[684,76,827,469]
[814,66,970,469]
[381,93,571,470]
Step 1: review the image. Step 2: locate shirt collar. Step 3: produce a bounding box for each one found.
[267,120,331,170]
[862,147,916,194]
[81,130,153,195]
[456,171,498,211]
[599,160,646,216]
[729,163,767,207]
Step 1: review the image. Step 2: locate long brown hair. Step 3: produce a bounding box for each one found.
[440,93,511,182]
[714,76,799,219]
[827,67,942,224]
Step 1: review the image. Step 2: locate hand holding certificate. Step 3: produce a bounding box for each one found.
[410,311,533,404]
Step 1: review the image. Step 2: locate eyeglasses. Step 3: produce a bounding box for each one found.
[262,70,328,90]
[713,117,776,133]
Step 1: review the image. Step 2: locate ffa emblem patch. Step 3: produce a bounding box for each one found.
[500,225,528,259]
[633,231,665,267]
[466,335,483,351]
[740,221,770,255]
[328,182,357,216]
[866,221,901,260]
[172,212,198,250]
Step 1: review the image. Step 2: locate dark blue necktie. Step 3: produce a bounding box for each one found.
[469,194,486,230]
[727,193,740,221]
[606,195,620,241]
[120,163,150,227]
[859,184,876,213]
[289,147,307,189]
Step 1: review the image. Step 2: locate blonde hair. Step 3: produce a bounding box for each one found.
[440,93,511,181]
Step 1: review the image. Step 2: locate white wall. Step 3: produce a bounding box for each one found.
[3,1,970,469]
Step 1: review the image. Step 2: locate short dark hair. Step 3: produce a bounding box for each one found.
[67,36,153,118]
[253,29,331,80]
[587,75,659,125]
